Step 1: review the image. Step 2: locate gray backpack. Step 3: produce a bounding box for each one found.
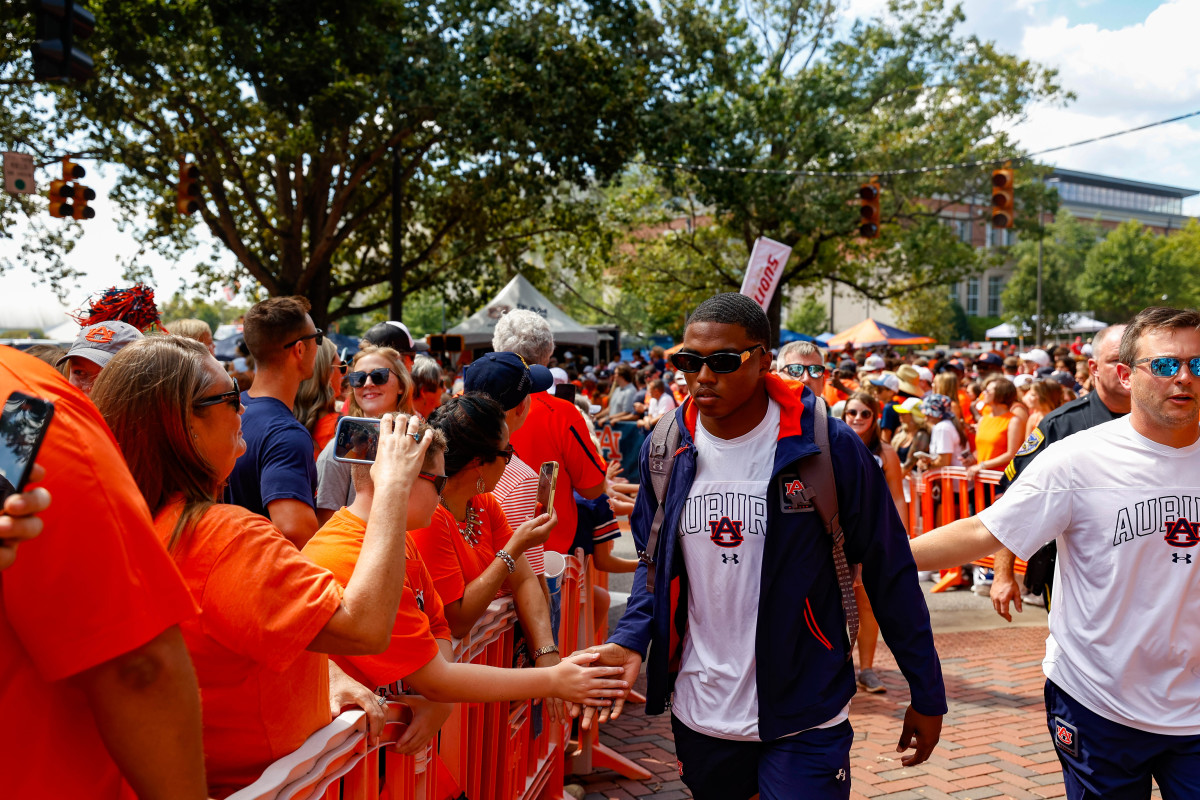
[637,398,860,654]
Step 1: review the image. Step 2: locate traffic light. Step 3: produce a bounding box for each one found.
[858,181,881,238]
[427,334,464,352]
[47,156,94,220]
[48,179,74,218]
[32,0,96,82]
[991,167,1015,229]
[177,161,201,215]
[71,183,96,220]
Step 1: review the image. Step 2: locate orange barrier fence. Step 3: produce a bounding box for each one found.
[231,550,644,800]
[903,466,1027,591]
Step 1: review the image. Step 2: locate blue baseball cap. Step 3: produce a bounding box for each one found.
[463,352,553,411]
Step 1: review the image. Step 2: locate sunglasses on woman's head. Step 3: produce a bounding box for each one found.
[670,345,766,374]
[346,368,397,388]
[783,363,826,379]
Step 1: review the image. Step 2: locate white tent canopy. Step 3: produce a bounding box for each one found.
[986,313,1109,339]
[448,274,599,350]
[0,284,74,333]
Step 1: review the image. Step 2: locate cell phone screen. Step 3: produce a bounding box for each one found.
[0,391,55,503]
[555,384,576,405]
[334,417,380,464]
[536,461,559,516]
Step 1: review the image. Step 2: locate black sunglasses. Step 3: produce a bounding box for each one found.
[670,345,766,374]
[783,363,826,379]
[492,443,514,464]
[195,378,241,411]
[346,368,398,388]
[418,471,448,496]
[282,329,324,349]
[333,362,348,375]
[1134,356,1200,379]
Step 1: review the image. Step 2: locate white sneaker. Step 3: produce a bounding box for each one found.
[1022,593,1046,608]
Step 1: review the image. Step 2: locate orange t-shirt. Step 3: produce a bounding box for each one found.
[312,412,339,460]
[410,493,515,605]
[0,346,198,800]
[508,393,607,553]
[975,412,1015,465]
[302,508,450,693]
[822,383,848,406]
[156,500,343,797]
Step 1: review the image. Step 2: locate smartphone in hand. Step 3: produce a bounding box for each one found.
[333,416,380,464]
[0,391,55,504]
[535,461,560,517]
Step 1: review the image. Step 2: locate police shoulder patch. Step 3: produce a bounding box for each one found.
[1015,428,1044,457]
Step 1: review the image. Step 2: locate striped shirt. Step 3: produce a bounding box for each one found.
[494,454,544,575]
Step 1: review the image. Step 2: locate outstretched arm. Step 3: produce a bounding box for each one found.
[909,516,1003,572]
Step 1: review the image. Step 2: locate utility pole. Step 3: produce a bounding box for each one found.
[389,151,404,319]
[1036,215,1044,348]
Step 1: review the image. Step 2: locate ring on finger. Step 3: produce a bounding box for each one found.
[411,432,422,443]
[376,694,387,707]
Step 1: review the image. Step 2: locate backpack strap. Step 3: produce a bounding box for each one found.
[796,397,860,659]
[640,412,682,593]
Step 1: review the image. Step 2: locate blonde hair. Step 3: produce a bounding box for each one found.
[168,318,213,344]
[294,338,338,435]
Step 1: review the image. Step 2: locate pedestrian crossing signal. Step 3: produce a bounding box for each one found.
[177,161,201,215]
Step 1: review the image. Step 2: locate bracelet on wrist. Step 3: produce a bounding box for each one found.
[531,645,559,660]
[495,549,517,573]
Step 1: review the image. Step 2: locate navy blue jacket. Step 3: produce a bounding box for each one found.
[609,374,947,739]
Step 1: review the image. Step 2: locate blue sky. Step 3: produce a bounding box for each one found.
[6,0,1200,317]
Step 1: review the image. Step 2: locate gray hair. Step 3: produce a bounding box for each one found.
[493,309,554,366]
[778,341,821,363]
[410,354,443,392]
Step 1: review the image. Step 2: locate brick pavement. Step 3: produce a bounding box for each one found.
[569,625,1162,799]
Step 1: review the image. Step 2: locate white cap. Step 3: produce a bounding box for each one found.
[1019,348,1051,368]
[675,372,687,385]
[863,354,886,372]
[915,366,934,383]
[869,372,900,392]
[1013,373,1034,388]
[549,367,569,385]
[896,397,923,414]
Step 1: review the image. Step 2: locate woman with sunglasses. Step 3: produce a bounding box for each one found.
[841,391,908,695]
[90,335,432,797]
[316,345,415,525]
[294,338,343,459]
[409,395,563,710]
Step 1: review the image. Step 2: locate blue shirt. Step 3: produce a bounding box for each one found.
[224,393,317,517]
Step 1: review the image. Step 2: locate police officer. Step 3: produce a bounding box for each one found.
[988,323,1129,620]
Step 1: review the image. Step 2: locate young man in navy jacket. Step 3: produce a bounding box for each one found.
[589,293,946,799]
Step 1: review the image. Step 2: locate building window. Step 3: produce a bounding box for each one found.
[991,226,1013,247]
[967,277,980,317]
[988,275,1004,317]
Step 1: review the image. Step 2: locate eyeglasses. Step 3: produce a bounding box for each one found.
[346,368,398,388]
[843,408,874,419]
[333,362,348,376]
[670,345,766,374]
[492,443,515,464]
[1134,356,1200,379]
[418,472,448,496]
[282,329,324,349]
[195,378,241,411]
[783,363,826,379]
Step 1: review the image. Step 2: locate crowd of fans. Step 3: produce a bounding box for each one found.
[1,290,1103,798]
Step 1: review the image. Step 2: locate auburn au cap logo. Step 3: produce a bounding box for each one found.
[84,326,116,344]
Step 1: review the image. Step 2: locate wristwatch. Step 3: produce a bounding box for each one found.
[531,645,559,660]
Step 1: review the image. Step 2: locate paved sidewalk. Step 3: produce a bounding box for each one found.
[569,625,1162,799]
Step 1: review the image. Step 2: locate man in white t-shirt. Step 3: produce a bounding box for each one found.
[591,294,945,800]
[637,378,677,430]
[911,306,1200,800]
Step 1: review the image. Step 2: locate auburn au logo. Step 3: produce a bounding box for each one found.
[1164,517,1200,548]
[708,516,744,548]
[784,479,804,497]
[85,326,116,344]
[598,425,622,458]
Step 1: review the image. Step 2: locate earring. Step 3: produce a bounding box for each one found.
[475,470,486,494]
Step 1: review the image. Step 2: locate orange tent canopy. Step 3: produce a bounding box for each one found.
[825,318,935,349]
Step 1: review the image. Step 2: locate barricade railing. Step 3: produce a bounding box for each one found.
[231,554,589,800]
[904,466,1027,592]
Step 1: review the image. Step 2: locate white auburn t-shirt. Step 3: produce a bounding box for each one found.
[672,399,849,741]
[979,416,1200,735]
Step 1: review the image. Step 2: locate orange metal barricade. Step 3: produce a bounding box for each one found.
[904,466,1027,591]
[233,555,588,800]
